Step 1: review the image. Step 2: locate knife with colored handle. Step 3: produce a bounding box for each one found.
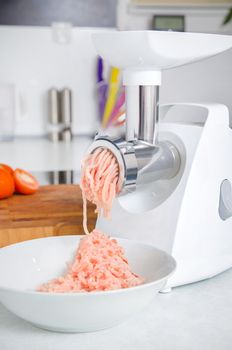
[110,109,126,127]
[106,88,125,128]
[97,57,108,121]
[102,67,120,129]
[97,56,103,83]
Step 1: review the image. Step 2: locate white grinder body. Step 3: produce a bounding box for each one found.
[97,102,232,287]
[92,31,232,288]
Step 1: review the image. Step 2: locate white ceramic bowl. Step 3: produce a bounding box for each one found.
[0,236,176,333]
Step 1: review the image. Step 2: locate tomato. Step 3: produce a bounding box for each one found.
[0,163,14,175]
[14,168,39,195]
[0,168,15,199]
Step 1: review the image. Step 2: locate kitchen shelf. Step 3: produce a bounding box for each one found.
[128,4,231,16]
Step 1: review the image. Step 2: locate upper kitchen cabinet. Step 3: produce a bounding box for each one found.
[0,0,116,27]
[117,0,232,34]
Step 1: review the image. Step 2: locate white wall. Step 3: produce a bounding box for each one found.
[0,14,231,137]
[0,26,112,136]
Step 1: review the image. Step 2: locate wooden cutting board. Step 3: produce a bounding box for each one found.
[0,185,97,247]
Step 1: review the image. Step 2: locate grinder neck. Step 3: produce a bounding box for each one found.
[90,69,180,195]
[124,69,161,145]
[139,85,159,144]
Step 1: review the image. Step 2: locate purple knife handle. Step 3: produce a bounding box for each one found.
[97,57,103,83]
[97,81,108,120]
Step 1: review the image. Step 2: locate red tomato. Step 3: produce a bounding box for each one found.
[0,168,15,199]
[0,163,14,175]
[14,168,39,195]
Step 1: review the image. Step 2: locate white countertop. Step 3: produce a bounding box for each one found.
[0,136,92,172]
[0,136,232,349]
[0,268,232,350]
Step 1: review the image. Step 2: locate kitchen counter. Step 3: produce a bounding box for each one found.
[0,268,231,350]
[0,185,97,247]
[0,136,92,172]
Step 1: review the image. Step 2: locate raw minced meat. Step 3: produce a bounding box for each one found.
[38,230,143,293]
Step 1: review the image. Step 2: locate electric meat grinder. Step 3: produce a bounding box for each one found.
[89,31,232,289]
